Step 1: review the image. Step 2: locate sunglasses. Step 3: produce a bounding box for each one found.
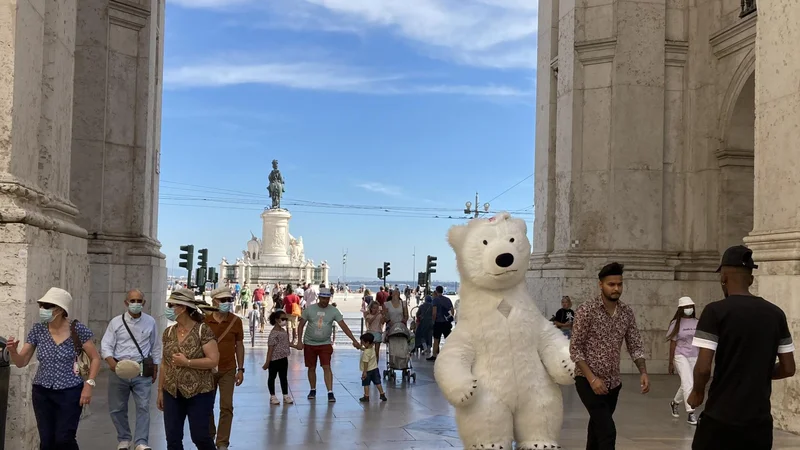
[217,298,233,303]
[39,303,56,310]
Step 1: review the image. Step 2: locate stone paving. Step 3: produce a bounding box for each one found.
[76,327,800,449]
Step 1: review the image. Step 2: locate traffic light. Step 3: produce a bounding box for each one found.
[198,248,208,268]
[417,272,426,287]
[377,268,383,279]
[195,267,207,292]
[383,262,391,278]
[179,245,194,286]
[426,255,437,274]
[208,267,217,286]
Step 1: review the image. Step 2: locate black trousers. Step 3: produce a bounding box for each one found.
[575,376,622,450]
[268,357,289,395]
[692,413,773,450]
[162,390,216,450]
[31,384,83,450]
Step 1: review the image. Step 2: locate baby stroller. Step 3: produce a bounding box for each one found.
[383,322,416,382]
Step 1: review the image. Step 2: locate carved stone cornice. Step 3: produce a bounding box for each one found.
[665,40,689,67]
[87,234,164,258]
[710,13,757,59]
[575,38,617,65]
[715,148,755,167]
[744,230,800,263]
[0,177,88,238]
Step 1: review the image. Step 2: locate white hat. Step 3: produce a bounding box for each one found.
[38,288,73,317]
[678,296,695,307]
[210,287,233,300]
[114,360,142,380]
[318,288,333,298]
[295,288,304,297]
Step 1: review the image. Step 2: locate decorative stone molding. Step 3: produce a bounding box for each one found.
[550,56,559,74]
[665,40,689,67]
[0,177,88,238]
[710,13,756,59]
[744,231,800,263]
[575,38,616,65]
[110,0,149,30]
[715,148,754,167]
[740,0,757,18]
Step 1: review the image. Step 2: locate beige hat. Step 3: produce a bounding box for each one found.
[114,360,142,380]
[168,288,200,310]
[38,288,74,317]
[678,296,695,307]
[210,287,233,300]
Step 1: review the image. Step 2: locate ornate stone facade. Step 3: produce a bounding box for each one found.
[0,0,165,447]
[533,0,800,433]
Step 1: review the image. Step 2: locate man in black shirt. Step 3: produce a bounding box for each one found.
[550,296,575,338]
[689,245,796,450]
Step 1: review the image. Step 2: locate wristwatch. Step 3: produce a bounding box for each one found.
[237,368,245,373]
[85,379,96,387]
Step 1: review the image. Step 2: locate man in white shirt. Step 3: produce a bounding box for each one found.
[304,282,317,307]
[101,289,162,450]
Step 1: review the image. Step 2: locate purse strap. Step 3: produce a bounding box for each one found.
[122,314,148,359]
[217,316,239,342]
[70,320,83,358]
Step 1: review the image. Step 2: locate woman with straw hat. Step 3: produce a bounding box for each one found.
[157,288,219,450]
[6,287,102,449]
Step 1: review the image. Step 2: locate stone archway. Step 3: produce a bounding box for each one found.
[717,71,755,252]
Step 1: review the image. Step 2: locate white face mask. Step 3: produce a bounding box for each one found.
[683,308,694,316]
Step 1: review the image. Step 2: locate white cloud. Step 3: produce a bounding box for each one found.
[164,61,533,98]
[170,0,538,70]
[357,182,402,197]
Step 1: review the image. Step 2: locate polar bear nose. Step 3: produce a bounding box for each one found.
[495,253,514,268]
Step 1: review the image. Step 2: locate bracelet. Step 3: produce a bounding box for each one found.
[187,360,192,368]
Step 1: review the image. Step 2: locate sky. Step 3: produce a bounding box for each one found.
[158,0,538,282]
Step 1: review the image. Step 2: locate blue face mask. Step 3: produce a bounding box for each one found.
[218,302,232,313]
[39,308,55,323]
[164,307,178,322]
[128,303,143,314]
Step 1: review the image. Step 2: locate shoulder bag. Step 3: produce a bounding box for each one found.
[211,317,240,374]
[70,320,91,381]
[121,315,155,378]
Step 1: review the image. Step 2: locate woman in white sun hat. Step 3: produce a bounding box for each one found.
[666,296,700,425]
[6,287,102,449]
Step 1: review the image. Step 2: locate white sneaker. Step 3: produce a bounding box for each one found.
[117,442,130,450]
[283,394,294,404]
[270,395,280,405]
[134,445,152,450]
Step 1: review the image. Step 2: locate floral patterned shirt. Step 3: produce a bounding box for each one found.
[570,296,646,389]
[161,323,216,399]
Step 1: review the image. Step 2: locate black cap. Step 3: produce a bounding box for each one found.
[716,245,758,273]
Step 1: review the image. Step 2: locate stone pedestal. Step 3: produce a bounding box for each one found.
[260,209,291,265]
[746,0,800,433]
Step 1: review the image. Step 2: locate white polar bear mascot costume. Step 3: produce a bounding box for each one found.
[434,212,575,450]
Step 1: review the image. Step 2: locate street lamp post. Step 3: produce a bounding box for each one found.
[464,192,491,218]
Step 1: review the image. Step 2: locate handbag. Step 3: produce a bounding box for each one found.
[70,320,91,381]
[291,302,302,317]
[121,315,155,378]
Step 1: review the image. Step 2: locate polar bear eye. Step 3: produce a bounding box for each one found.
[509,238,515,243]
[482,240,488,245]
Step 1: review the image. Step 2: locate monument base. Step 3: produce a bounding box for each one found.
[260,209,291,265]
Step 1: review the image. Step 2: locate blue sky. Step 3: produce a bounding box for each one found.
[158,0,538,282]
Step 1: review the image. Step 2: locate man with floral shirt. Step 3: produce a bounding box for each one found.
[570,262,650,450]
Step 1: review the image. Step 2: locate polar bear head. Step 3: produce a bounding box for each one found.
[447,212,531,290]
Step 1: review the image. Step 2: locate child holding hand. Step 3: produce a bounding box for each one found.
[262,310,296,405]
[359,333,387,402]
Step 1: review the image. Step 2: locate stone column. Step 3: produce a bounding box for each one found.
[260,209,291,265]
[0,0,90,447]
[745,0,800,433]
[70,0,166,338]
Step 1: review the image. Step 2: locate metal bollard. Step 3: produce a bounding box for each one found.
[0,336,10,450]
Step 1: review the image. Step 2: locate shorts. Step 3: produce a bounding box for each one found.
[361,368,382,387]
[692,413,772,450]
[371,332,383,343]
[303,344,334,368]
[433,322,452,340]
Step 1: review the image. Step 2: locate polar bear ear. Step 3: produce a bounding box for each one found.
[508,216,528,235]
[447,224,468,249]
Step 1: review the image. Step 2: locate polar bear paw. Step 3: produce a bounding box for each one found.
[548,358,576,385]
[453,378,479,406]
[518,441,562,449]
[467,442,511,449]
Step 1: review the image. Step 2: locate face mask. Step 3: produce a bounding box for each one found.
[39,308,55,323]
[683,308,694,316]
[164,307,178,322]
[128,303,143,314]
[218,303,232,313]
[280,319,288,324]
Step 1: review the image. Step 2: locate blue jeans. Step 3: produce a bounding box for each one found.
[31,384,83,450]
[162,390,216,450]
[108,372,153,446]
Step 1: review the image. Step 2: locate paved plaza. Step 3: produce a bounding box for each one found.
[73,323,800,450]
